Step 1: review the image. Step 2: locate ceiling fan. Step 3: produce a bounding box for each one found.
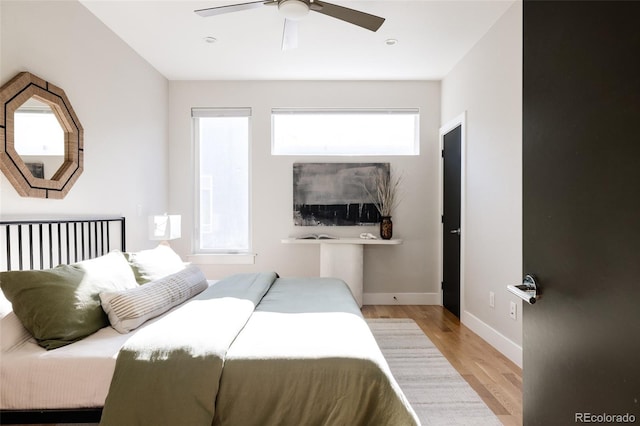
[194,0,385,50]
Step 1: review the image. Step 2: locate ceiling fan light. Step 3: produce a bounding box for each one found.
[278,0,309,20]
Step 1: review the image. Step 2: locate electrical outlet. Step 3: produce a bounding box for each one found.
[489,291,495,308]
[509,301,517,320]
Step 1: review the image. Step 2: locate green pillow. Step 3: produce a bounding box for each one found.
[0,251,138,350]
[124,244,186,284]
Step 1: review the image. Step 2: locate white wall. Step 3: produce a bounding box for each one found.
[441,2,523,365]
[0,0,169,251]
[169,80,441,299]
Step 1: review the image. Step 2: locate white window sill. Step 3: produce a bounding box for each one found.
[187,253,256,265]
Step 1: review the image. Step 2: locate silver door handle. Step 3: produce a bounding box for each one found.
[450,228,461,235]
[507,274,539,304]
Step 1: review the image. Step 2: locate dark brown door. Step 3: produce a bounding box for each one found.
[442,125,461,318]
[523,1,640,424]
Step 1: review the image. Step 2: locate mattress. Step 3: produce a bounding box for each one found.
[1,322,127,409]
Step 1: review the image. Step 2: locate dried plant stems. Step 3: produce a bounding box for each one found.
[368,169,403,217]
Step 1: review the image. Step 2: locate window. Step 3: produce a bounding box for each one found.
[15,99,65,179]
[193,108,250,254]
[271,108,419,156]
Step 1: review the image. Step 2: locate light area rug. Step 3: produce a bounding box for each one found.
[367,318,502,426]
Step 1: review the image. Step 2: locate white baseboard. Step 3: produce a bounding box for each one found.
[363,292,440,305]
[461,310,523,368]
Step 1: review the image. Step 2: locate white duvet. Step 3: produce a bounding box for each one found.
[0,281,217,410]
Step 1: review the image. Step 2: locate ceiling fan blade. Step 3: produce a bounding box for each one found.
[310,0,384,32]
[281,19,299,50]
[195,0,274,17]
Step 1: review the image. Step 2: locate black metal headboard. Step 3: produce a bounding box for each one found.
[0,216,126,272]
[0,216,125,423]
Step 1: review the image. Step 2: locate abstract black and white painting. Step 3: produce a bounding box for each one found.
[25,162,44,179]
[293,162,389,226]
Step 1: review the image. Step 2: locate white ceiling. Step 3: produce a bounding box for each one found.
[80,0,515,81]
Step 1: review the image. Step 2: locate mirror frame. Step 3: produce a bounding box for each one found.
[0,72,83,199]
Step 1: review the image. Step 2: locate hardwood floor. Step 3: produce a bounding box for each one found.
[361,305,523,426]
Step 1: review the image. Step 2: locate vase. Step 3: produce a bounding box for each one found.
[380,216,393,240]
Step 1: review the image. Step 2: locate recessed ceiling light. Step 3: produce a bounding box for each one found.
[204,36,217,44]
[385,38,398,46]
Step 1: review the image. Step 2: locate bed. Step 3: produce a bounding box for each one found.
[0,217,418,425]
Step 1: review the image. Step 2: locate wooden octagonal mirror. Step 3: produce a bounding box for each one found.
[0,72,83,199]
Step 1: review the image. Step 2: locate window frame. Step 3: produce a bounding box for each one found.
[191,107,253,258]
[271,107,420,156]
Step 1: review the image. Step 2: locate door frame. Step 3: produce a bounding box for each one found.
[438,112,467,314]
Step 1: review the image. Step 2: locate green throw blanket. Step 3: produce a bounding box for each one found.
[100,273,419,426]
[100,272,276,426]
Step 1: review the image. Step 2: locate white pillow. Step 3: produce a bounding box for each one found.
[125,244,186,284]
[100,265,208,333]
[1,289,31,350]
[1,312,32,351]
[0,289,13,318]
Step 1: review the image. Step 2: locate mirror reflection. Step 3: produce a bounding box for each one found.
[14,98,65,179]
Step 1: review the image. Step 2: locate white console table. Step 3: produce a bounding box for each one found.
[281,238,403,307]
